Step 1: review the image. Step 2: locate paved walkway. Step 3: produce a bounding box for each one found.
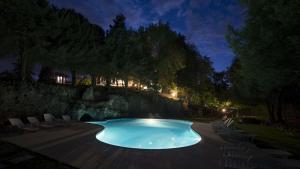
[1,122,226,169]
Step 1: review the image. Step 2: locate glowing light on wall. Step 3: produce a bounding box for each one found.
[222,108,226,113]
[170,90,177,98]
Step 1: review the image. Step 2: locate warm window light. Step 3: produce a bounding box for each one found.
[56,76,63,84]
[128,80,133,87]
[170,90,177,98]
[222,108,226,113]
[117,80,123,85]
[143,86,148,90]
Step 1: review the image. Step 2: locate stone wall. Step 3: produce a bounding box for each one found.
[0,83,185,125]
[0,82,77,125]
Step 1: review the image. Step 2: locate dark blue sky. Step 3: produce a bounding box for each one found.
[0,0,245,72]
[49,0,245,71]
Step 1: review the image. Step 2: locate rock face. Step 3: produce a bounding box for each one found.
[126,93,184,118]
[107,95,128,113]
[72,95,129,121]
[82,87,94,100]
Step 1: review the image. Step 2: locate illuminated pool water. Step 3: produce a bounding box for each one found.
[89,118,201,149]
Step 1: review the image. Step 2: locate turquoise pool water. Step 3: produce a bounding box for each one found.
[89,118,201,149]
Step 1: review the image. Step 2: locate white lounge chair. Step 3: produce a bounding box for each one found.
[62,115,76,126]
[8,118,38,132]
[27,116,53,128]
[44,114,64,126]
[62,115,72,122]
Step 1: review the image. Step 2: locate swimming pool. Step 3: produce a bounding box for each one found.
[89,118,201,149]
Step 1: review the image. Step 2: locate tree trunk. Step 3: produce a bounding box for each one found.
[138,80,141,90]
[91,73,96,88]
[105,76,111,88]
[38,66,52,83]
[124,76,128,95]
[276,90,284,123]
[71,70,76,87]
[266,100,275,123]
[20,51,27,82]
[124,77,128,88]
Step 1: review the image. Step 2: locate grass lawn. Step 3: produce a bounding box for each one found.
[236,124,300,156]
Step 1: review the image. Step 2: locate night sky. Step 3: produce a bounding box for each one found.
[0,0,245,72]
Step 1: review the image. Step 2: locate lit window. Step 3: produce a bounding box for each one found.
[57,76,63,84]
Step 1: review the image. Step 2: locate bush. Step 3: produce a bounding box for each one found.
[239,117,263,124]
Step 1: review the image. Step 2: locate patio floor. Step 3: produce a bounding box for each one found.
[1,122,226,169]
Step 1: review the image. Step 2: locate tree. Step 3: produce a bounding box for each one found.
[83,23,105,88]
[0,0,52,82]
[176,44,214,106]
[38,9,104,86]
[118,29,142,88]
[226,0,300,123]
[212,71,230,101]
[102,14,127,88]
[38,66,54,83]
[143,22,186,91]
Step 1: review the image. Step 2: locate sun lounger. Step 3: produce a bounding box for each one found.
[44,114,65,126]
[8,118,38,132]
[27,117,53,128]
[62,115,73,122]
[62,115,76,126]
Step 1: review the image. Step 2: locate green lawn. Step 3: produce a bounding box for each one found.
[236,124,300,156]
